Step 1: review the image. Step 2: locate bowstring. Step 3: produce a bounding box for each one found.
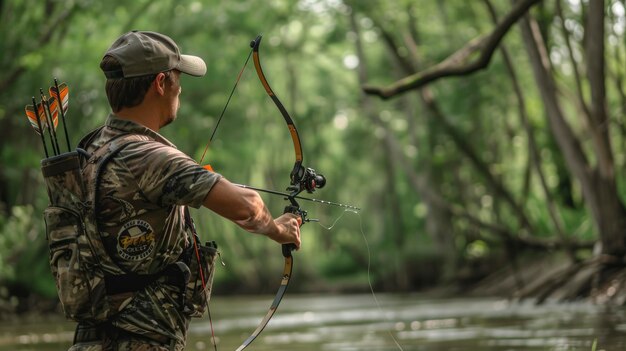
[199,47,254,165]
[315,209,405,351]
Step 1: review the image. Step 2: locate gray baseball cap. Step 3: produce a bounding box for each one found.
[102,31,206,79]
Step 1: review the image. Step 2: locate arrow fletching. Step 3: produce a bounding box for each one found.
[49,82,68,114]
[25,104,44,135]
[47,96,60,130]
[39,89,60,155]
[35,102,48,128]
[25,97,50,158]
[50,79,71,151]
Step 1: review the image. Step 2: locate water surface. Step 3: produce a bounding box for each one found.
[1,294,625,350]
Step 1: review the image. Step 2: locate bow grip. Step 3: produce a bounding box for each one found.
[282,204,302,257]
[282,243,295,257]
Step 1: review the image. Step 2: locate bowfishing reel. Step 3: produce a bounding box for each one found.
[289,165,326,194]
[302,167,326,192]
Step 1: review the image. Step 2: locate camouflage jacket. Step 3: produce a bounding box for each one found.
[79,113,221,345]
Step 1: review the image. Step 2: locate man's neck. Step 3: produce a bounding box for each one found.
[115,104,161,132]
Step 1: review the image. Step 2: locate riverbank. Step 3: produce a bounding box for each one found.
[464,252,626,305]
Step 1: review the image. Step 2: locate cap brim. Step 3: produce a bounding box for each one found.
[178,54,207,77]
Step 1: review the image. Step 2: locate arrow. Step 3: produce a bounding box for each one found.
[25,97,50,158]
[39,88,60,155]
[49,79,71,151]
[233,183,361,211]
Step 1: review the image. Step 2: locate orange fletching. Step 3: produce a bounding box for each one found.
[25,105,43,135]
[48,96,59,128]
[49,83,69,113]
[203,164,214,172]
[33,103,48,128]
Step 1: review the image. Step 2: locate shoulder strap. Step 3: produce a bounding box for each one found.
[89,134,189,295]
[83,133,147,275]
[85,132,145,214]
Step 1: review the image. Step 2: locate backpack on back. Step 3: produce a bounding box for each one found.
[43,149,115,322]
[41,131,217,323]
[42,131,143,322]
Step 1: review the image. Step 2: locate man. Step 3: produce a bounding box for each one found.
[70,30,301,351]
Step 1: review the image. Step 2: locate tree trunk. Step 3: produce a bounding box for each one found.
[518,4,626,257]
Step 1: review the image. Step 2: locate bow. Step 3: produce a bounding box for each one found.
[200,35,359,351]
[233,34,327,351]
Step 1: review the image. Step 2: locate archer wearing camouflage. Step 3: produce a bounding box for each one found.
[69,31,301,351]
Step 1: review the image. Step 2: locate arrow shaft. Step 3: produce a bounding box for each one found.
[53,79,71,151]
[42,104,58,155]
[233,183,361,211]
[29,97,49,158]
[40,91,60,155]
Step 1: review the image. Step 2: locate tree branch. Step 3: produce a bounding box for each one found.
[362,0,543,99]
[371,14,535,231]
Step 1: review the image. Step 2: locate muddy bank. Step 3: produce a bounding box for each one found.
[464,253,626,305]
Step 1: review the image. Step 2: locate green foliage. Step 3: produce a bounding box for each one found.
[319,252,362,277]
[0,205,56,297]
[0,206,35,281]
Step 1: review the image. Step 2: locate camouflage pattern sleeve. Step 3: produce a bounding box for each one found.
[119,141,221,208]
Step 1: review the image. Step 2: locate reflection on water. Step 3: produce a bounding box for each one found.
[1,294,626,350]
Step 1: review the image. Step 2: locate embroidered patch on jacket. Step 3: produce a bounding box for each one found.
[116,219,156,260]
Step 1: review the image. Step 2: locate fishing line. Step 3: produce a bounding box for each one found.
[315,209,405,351]
[314,208,356,230]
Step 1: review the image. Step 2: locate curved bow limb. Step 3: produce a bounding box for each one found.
[250,35,305,192]
[234,256,293,351]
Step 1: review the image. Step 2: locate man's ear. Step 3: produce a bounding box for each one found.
[154,72,167,95]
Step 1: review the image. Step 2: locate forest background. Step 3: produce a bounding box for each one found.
[1,0,625,314]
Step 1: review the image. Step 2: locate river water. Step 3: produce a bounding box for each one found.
[1,294,625,350]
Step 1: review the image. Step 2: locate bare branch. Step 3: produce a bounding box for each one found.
[362,0,543,99]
